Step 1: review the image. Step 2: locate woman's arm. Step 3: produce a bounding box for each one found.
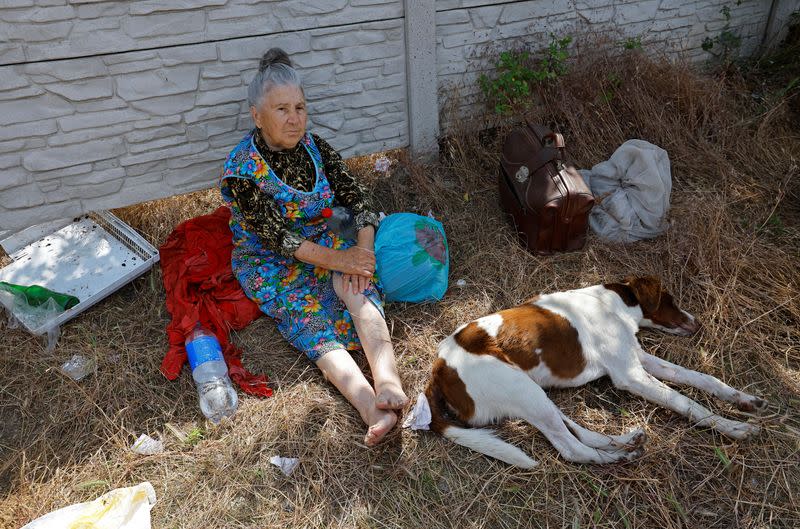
[227,178,305,257]
[314,135,381,234]
[294,240,375,277]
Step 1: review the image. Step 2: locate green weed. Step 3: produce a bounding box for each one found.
[702,2,743,68]
[185,426,204,446]
[479,35,572,115]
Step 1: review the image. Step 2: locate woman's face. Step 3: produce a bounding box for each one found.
[251,84,307,150]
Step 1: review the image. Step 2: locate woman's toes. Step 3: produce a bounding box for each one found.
[364,410,397,447]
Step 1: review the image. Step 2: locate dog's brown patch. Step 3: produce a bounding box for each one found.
[498,305,586,378]
[454,305,586,379]
[603,282,638,307]
[427,358,475,434]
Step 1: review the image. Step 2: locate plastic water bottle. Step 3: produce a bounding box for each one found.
[321,206,357,240]
[185,324,238,423]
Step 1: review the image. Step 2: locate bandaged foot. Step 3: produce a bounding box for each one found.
[364,408,397,446]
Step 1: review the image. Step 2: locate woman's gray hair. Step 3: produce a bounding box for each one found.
[247,48,303,108]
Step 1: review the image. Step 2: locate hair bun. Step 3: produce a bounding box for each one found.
[259,48,292,72]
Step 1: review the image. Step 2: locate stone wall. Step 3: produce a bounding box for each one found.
[0,0,795,234]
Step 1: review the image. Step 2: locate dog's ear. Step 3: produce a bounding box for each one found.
[623,276,662,314]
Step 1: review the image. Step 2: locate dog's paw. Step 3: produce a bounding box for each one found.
[627,429,648,450]
[723,421,760,440]
[736,395,768,413]
[622,444,645,462]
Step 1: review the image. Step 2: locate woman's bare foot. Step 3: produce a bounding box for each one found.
[364,408,397,446]
[375,380,409,410]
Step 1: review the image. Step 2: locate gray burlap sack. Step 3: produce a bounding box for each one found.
[579,140,671,243]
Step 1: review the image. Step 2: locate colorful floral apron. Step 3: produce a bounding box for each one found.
[219,131,383,361]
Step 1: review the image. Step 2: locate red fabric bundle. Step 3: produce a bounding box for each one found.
[159,206,272,397]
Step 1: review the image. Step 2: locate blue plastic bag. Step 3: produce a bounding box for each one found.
[375,213,449,303]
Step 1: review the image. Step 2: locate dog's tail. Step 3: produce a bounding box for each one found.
[425,380,538,469]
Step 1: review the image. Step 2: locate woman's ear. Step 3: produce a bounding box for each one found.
[250,106,261,129]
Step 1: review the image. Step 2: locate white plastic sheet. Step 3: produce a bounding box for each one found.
[22,482,157,529]
[269,456,300,476]
[402,393,432,431]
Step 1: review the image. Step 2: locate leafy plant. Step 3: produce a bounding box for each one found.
[621,36,643,50]
[600,72,623,103]
[479,34,573,115]
[702,2,743,67]
[479,50,535,115]
[185,426,204,446]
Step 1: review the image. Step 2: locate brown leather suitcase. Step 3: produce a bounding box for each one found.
[499,123,594,255]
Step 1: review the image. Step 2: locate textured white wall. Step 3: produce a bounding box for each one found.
[0,1,407,233]
[0,0,795,233]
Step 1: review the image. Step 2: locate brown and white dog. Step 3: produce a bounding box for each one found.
[423,276,767,467]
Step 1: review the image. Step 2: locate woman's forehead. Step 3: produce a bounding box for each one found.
[264,84,305,106]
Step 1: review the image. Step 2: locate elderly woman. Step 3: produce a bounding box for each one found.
[219,48,408,446]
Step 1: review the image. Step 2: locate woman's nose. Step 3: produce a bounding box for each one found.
[286,110,299,124]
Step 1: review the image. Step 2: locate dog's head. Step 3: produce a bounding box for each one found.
[616,276,699,336]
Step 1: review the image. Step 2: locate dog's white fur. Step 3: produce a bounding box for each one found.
[426,281,766,467]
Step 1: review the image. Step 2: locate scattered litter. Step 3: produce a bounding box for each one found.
[269,455,300,476]
[60,354,95,381]
[402,393,432,431]
[427,210,436,219]
[378,211,387,222]
[21,481,157,529]
[456,279,467,288]
[164,422,188,443]
[0,211,159,347]
[130,434,164,456]
[374,156,391,173]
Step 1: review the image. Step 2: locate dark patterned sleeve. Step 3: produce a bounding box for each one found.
[226,178,304,257]
[313,134,380,232]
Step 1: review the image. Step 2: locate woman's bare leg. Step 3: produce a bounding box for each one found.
[316,349,397,446]
[333,274,409,410]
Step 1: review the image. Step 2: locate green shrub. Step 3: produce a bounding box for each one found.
[479,35,572,115]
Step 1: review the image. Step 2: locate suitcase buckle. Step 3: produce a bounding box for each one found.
[515,165,529,183]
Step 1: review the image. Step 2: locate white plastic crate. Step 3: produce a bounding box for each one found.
[0,211,159,335]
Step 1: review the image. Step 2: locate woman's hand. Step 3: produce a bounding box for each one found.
[335,246,375,277]
[341,272,372,294]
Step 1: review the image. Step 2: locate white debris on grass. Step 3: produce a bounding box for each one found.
[131,434,164,456]
[60,354,94,381]
[402,393,432,431]
[269,455,300,476]
[374,156,391,173]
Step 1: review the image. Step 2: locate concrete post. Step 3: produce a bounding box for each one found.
[404,0,439,160]
[761,0,800,50]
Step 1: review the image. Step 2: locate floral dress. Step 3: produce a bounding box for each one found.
[220,131,383,362]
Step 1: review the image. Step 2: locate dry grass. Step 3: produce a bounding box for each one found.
[1,48,799,529]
